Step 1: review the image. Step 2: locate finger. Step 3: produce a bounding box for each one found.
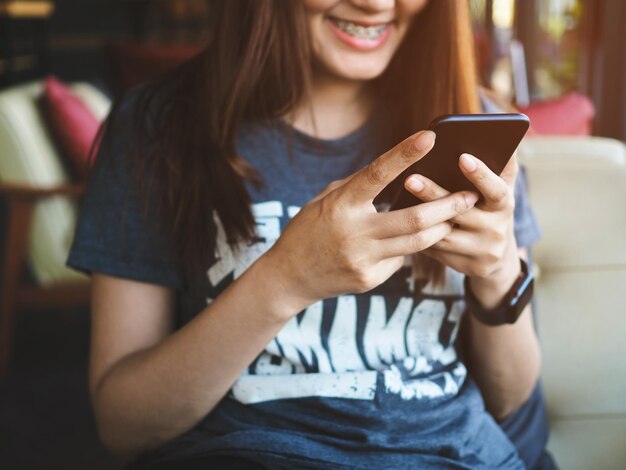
[428,228,485,257]
[422,248,473,276]
[347,130,436,204]
[378,221,453,258]
[500,153,519,187]
[458,153,512,210]
[373,189,478,238]
[375,256,406,282]
[402,174,480,227]
[405,173,449,200]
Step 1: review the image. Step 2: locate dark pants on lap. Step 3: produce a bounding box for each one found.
[499,381,558,470]
[133,382,558,470]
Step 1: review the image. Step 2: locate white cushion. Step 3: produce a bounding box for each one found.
[548,417,626,470]
[535,270,626,416]
[518,137,626,267]
[0,80,111,285]
[519,136,626,467]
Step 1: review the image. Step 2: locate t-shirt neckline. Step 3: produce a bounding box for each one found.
[273,114,377,158]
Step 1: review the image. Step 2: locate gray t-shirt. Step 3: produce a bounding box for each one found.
[68,91,541,469]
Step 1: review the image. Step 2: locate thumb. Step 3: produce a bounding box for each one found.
[500,153,519,188]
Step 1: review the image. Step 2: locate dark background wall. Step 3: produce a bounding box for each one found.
[16,0,209,96]
[48,0,130,87]
[0,4,206,468]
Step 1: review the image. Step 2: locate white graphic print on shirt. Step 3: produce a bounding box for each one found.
[207,202,467,404]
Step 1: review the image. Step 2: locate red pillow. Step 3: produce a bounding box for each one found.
[519,92,595,136]
[41,76,101,180]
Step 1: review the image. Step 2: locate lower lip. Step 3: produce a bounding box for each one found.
[326,19,392,51]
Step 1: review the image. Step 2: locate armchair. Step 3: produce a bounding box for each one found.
[0,80,111,378]
[518,136,626,469]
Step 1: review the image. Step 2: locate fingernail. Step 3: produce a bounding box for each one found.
[406,176,424,192]
[414,131,436,151]
[465,192,479,206]
[460,153,477,172]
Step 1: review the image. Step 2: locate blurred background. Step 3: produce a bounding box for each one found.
[0,1,625,469]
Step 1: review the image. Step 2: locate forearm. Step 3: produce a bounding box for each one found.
[465,247,541,420]
[89,130,457,456]
[92,255,300,456]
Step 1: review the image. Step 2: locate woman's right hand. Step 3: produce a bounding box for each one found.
[263,130,479,316]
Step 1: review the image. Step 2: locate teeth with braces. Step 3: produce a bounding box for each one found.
[334,19,389,40]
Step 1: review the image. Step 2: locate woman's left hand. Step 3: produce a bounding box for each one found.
[403,153,520,283]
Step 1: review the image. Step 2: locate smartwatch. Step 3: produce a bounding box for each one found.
[464,258,534,326]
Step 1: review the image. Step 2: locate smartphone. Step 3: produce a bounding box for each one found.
[374,113,530,211]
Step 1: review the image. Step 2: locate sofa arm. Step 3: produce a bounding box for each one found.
[518,135,626,469]
[0,181,84,201]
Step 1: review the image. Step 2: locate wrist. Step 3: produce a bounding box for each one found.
[465,256,533,326]
[468,242,521,310]
[249,249,315,321]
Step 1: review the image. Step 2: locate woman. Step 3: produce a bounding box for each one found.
[68,0,554,468]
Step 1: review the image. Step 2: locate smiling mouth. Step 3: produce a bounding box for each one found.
[328,17,391,40]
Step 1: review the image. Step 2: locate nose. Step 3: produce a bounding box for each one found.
[346,0,395,13]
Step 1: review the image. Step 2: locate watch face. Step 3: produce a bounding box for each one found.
[511,277,534,321]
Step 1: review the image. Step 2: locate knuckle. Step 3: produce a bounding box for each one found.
[400,141,416,160]
[365,161,388,186]
[493,226,507,244]
[454,195,469,212]
[343,256,358,274]
[492,187,510,205]
[409,231,427,251]
[407,208,426,230]
[352,267,374,292]
[473,168,487,182]
[473,264,492,279]
[504,194,516,212]
[317,197,333,219]
[339,251,357,273]
[357,277,375,293]
[484,246,502,264]
[437,234,452,249]
[318,195,343,222]
[326,179,342,191]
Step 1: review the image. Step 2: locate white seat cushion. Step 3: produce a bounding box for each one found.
[519,136,626,467]
[536,269,626,417]
[0,80,111,285]
[518,137,626,268]
[548,417,626,470]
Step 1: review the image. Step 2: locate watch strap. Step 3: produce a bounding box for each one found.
[464,258,534,326]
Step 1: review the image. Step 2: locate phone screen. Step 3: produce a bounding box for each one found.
[375,113,530,211]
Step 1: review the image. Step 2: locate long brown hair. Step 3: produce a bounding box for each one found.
[102,0,480,286]
[378,0,481,285]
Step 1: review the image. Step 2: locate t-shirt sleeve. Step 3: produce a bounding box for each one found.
[66,92,183,288]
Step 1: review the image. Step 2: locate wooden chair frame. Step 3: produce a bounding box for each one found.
[0,181,90,379]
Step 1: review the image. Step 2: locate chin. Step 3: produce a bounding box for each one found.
[325,55,392,82]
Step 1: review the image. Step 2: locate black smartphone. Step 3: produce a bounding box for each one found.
[375,113,530,211]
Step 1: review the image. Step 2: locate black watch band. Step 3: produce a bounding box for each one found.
[464,258,534,326]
